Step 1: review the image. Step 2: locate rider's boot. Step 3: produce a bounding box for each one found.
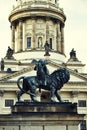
[42,80,47,86]
[39,80,46,86]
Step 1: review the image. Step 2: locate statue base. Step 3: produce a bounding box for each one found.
[11,102,77,114]
[0,102,85,129]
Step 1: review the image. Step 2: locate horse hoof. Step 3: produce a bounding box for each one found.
[32,99,39,102]
[51,98,56,102]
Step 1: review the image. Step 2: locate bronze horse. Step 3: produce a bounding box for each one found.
[17,60,70,102]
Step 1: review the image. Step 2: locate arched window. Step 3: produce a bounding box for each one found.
[27,37,31,48]
[49,38,52,49]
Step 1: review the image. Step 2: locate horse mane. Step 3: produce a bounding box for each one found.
[50,68,70,87]
[51,68,62,76]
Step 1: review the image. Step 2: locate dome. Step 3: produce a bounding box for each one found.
[9,0,66,63]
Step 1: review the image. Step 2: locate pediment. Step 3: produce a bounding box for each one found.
[69,74,86,82]
[0,60,87,83]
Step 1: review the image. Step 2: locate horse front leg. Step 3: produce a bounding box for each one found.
[50,87,56,102]
[55,90,64,102]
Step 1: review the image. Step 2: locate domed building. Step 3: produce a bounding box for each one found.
[0,0,87,130]
[9,0,66,63]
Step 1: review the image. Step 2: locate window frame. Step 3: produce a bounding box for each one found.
[80,120,86,130]
[49,38,52,49]
[78,100,86,107]
[27,37,31,48]
[5,99,14,107]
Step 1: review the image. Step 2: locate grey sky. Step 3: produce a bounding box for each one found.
[0,0,87,71]
[60,0,87,71]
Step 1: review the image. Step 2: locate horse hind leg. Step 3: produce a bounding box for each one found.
[30,86,39,102]
[30,95,39,102]
[17,90,24,102]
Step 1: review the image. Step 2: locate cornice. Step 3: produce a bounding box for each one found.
[67,82,87,85]
[66,63,85,67]
[9,5,66,24]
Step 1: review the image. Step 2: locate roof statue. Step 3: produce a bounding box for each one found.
[5,46,14,59]
[17,59,70,102]
[70,48,76,58]
[0,58,4,71]
[44,41,50,56]
[68,48,80,62]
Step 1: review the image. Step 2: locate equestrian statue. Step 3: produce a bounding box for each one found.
[17,59,70,102]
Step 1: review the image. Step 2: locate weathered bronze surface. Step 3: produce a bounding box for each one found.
[17,59,70,102]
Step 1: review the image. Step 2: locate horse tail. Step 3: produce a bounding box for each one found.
[17,76,24,91]
[17,76,35,96]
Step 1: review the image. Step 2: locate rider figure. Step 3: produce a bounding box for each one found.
[34,59,49,86]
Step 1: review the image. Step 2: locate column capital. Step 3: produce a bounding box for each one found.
[0,90,4,97]
[18,19,25,24]
[71,91,79,97]
[10,23,15,29]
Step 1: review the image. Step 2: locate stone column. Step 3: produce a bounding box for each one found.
[61,25,64,54]
[18,19,23,51]
[71,91,78,103]
[32,19,36,49]
[11,24,15,51]
[15,26,18,52]
[56,22,61,52]
[46,19,49,41]
[23,22,25,51]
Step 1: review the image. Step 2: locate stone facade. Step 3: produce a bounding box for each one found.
[0,0,87,130]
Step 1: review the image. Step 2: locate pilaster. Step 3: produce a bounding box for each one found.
[18,19,23,51]
[61,25,64,54]
[56,22,61,52]
[32,19,36,49]
[71,91,78,103]
[23,22,25,51]
[46,19,49,41]
[11,24,15,51]
[15,25,18,52]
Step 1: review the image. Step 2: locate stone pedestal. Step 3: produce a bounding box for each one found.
[12,102,77,113]
[0,102,85,130]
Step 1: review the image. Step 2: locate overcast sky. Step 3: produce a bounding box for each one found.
[0,0,87,71]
